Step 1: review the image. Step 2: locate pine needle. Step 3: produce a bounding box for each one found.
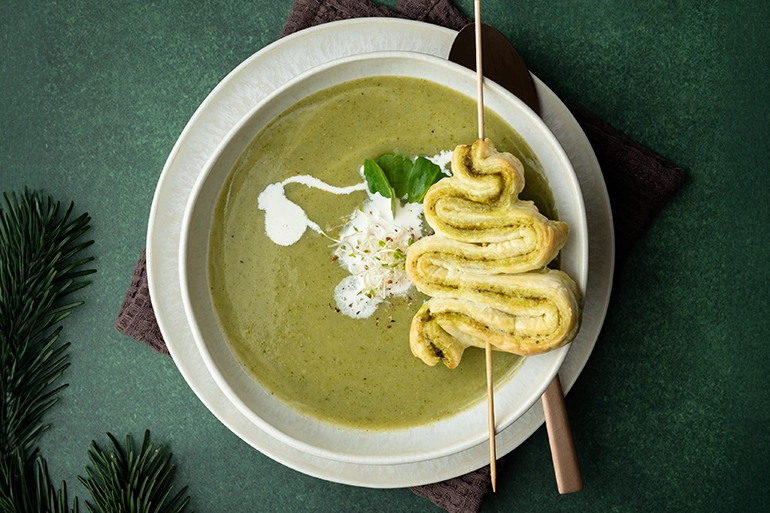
[0,190,191,513]
[0,189,94,512]
[79,431,191,513]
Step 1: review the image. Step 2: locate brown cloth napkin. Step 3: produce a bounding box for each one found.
[115,1,685,512]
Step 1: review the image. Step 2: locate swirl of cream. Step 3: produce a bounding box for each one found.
[257,176,367,246]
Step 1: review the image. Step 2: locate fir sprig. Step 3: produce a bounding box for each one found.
[0,189,94,512]
[0,190,192,512]
[79,431,191,513]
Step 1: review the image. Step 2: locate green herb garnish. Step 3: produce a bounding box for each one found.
[362,153,445,216]
[363,158,396,217]
[363,158,392,198]
[407,156,444,203]
[375,153,413,199]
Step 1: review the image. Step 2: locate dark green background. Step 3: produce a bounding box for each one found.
[2,0,768,511]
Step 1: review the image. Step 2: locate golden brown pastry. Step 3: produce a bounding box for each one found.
[409,268,581,368]
[407,138,581,368]
[422,136,568,263]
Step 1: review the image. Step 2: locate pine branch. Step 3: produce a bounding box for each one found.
[0,189,94,512]
[0,190,193,512]
[0,447,78,513]
[79,431,191,513]
[34,456,79,513]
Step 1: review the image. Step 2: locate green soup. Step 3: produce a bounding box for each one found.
[208,76,555,430]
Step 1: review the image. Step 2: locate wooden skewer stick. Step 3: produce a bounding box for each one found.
[486,334,497,492]
[475,0,485,140]
[473,0,496,493]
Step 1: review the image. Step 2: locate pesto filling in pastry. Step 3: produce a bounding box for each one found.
[406,138,581,368]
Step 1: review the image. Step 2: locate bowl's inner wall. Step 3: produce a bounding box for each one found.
[181,52,586,465]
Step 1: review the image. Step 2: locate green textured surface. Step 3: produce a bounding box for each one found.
[1,0,768,511]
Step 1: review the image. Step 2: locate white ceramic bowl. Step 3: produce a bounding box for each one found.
[179,51,588,466]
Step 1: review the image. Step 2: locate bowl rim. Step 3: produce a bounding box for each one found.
[179,49,588,465]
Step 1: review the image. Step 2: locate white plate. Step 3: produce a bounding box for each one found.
[147,18,614,488]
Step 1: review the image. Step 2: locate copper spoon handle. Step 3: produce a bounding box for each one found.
[541,375,583,493]
[449,19,582,494]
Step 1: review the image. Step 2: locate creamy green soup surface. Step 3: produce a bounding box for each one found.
[208,76,556,430]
